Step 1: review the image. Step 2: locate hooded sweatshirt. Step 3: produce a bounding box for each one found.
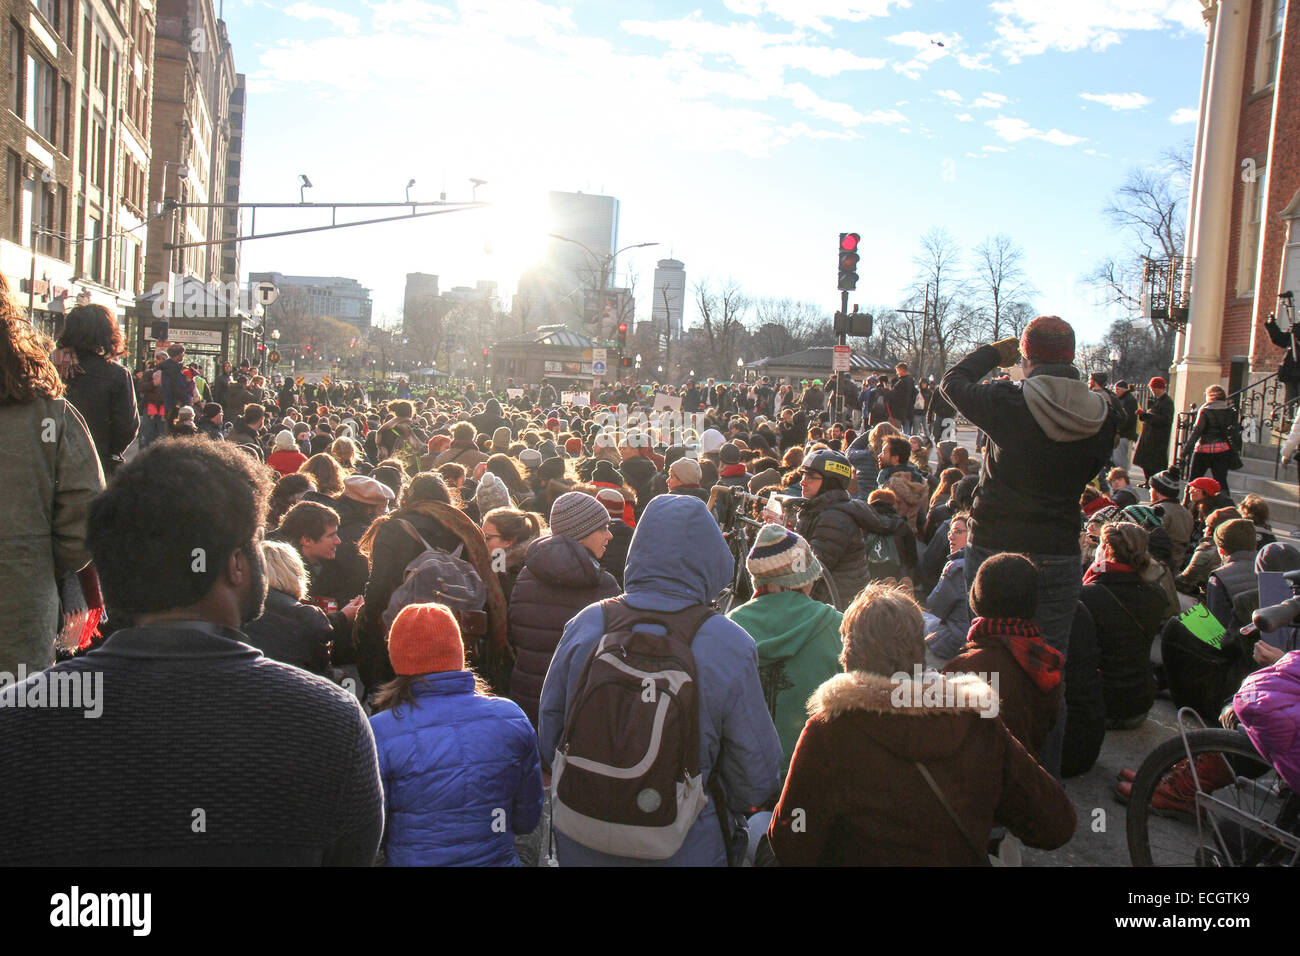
[728,590,843,775]
[939,345,1117,555]
[536,494,783,867]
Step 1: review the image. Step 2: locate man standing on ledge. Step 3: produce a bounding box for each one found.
[940,316,1117,775]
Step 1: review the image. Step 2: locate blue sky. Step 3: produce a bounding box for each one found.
[221,0,1207,344]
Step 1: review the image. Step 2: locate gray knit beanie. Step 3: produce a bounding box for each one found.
[475,472,511,514]
[550,491,611,540]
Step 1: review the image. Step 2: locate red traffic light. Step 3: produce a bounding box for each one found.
[840,232,860,252]
[617,323,628,334]
[482,348,490,356]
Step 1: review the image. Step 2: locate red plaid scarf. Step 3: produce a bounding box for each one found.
[968,616,1064,692]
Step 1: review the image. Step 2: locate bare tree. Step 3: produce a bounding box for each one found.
[693,278,751,378]
[908,227,970,378]
[1085,141,1192,358]
[749,298,833,357]
[972,234,1037,341]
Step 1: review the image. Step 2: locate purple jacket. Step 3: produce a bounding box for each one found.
[1234,651,1300,792]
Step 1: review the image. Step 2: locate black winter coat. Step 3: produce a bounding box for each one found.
[1182,401,1237,460]
[1116,391,1139,440]
[1133,393,1173,474]
[1079,570,1168,721]
[62,351,139,474]
[1061,601,1106,778]
[600,520,634,587]
[940,346,1117,556]
[242,588,333,677]
[355,509,463,687]
[796,488,902,611]
[507,535,619,726]
[890,375,917,421]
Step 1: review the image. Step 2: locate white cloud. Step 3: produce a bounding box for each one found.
[248,0,908,163]
[887,30,965,79]
[622,15,887,82]
[987,115,1085,146]
[284,2,361,33]
[1080,91,1153,110]
[954,112,973,121]
[956,51,994,71]
[991,0,1203,62]
[722,0,911,34]
[982,145,1010,152]
[1169,106,1198,124]
[972,91,1008,109]
[935,89,963,104]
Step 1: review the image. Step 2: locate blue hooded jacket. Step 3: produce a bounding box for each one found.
[371,670,543,866]
[537,495,783,866]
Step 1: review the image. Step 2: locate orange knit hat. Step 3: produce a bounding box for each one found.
[387,603,464,675]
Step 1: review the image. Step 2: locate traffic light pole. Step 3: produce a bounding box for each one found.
[835,289,848,424]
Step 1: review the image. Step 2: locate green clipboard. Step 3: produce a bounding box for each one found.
[1179,603,1227,650]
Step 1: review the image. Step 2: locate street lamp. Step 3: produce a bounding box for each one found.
[1109,348,1120,384]
[299,174,313,204]
[548,235,660,317]
[405,179,416,203]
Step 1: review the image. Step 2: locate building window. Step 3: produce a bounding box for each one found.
[26,54,58,143]
[1238,160,1267,296]
[1256,0,1288,91]
[9,22,25,118]
[56,184,68,261]
[88,214,103,282]
[34,0,59,31]
[6,151,22,242]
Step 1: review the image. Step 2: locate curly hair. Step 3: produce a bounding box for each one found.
[1100,521,1151,573]
[56,303,126,358]
[0,273,63,404]
[87,438,271,615]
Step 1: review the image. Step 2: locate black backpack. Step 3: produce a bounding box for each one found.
[551,598,716,860]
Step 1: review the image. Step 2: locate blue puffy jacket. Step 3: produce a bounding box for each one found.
[371,671,543,866]
[537,494,784,866]
[846,431,878,501]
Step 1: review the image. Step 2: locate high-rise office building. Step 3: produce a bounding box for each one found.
[651,258,686,340]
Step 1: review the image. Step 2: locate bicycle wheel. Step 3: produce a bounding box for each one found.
[1126,728,1299,866]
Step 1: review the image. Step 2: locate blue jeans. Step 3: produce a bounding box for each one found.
[138,414,167,449]
[964,542,1080,779]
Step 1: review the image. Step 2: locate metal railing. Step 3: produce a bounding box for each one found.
[1228,371,1296,479]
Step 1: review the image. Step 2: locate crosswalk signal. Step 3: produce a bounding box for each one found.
[838,233,860,292]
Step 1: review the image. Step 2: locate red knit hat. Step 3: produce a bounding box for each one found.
[564,437,584,456]
[1149,377,1168,390]
[1188,477,1221,497]
[1020,315,1075,365]
[387,603,464,675]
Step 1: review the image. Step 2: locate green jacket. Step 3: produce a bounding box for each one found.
[728,590,843,775]
[0,396,104,671]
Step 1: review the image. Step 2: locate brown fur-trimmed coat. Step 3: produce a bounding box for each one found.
[768,670,1076,866]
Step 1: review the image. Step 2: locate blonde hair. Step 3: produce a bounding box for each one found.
[329,436,361,471]
[869,421,898,454]
[261,540,308,600]
[840,582,924,675]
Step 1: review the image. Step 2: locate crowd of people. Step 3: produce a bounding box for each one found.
[2,269,1299,868]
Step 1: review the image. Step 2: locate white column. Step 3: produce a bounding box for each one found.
[1173,1,1218,366]
[1172,0,1252,418]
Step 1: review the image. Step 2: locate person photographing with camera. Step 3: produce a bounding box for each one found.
[940,316,1119,775]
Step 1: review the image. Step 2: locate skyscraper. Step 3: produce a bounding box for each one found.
[651,258,686,340]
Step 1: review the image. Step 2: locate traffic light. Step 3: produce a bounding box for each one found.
[838,233,860,291]
[482,348,490,358]
[617,322,629,352]
[620,356,632,369]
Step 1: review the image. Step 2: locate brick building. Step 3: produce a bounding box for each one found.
[2,0,156,336]
[1171,0,1298,412]
[140,0,249,373]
